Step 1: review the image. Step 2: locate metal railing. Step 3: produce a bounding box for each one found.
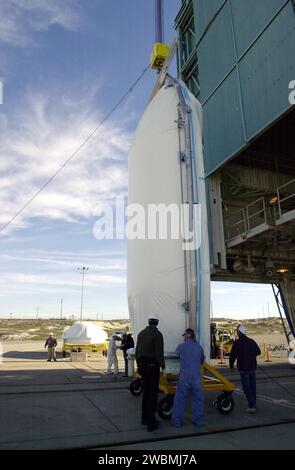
[225,197,269,242]
[273,178,295,221]
[225,179,295,242]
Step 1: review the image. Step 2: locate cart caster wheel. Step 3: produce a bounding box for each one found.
[215,393,235,415]
[157,396,174,419]
[62,350,66,358]
[129,379,143,396]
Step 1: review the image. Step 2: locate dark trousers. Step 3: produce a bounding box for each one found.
[139,358,160,425]
[124,355,128,376]
[240,371,257,408]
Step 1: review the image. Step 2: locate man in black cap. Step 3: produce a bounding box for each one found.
[230,325,261,413]
[135,316,165,432]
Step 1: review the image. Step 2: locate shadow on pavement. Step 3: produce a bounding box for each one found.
[2,351,62,360]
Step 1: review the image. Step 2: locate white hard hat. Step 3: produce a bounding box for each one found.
[49,332,53,336]
[112,333,117,338]
[237,325,247,335]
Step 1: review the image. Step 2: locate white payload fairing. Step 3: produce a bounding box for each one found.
[128,79,211,360]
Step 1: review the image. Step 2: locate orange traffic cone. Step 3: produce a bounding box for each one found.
[264,343,272,362]
[218,344,225,364]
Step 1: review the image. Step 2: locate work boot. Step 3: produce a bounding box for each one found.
[171,420,182,428]
[54,358,57,362]
[147,420,159,432]
[47,359,51,362]
[246,407,256,414]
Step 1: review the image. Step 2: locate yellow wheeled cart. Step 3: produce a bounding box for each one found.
[129,362,235,418]
[62,341,108,357]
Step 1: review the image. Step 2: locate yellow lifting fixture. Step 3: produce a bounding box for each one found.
[130,362,235,417]
[150,42,170,70]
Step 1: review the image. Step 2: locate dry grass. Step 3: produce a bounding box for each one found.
[0,319,131,341]
[0,317,286,342]
[212,317,287,336]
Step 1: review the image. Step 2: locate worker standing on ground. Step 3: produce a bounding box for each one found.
[120,332,134,377]
[171,328,205,428]
[229,325,261,413]
[107,333,120,376]
[135,316,165,432]
[44,332,57,362]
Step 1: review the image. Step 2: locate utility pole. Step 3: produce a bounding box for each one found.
[267,302,270,318]
[77,266,89,322]
[36,306,39,320]
[60,298,63,320]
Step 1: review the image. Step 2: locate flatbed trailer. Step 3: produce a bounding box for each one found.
[62,341,108,357]
[130,362,235,417]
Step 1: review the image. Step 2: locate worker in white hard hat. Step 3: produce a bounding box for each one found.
[44,332,57,362]
[229,325,261,413]
[135,316,165,432]
[107,333,120,376]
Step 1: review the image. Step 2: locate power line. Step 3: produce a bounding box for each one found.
[0,64,151,234]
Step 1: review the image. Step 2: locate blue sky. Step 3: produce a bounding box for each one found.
[0,0,279,320]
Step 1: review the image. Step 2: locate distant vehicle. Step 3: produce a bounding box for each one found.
[210,323,236,359]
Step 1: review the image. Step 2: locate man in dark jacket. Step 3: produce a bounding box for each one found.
[45,333,57,362]
[229,325,261,413]
[135,316,165,432]
[121,333,134,377]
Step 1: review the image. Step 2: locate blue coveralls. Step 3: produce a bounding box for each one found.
[171,339,205,427]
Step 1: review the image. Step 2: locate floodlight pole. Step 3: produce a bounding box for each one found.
[78,266,89,322]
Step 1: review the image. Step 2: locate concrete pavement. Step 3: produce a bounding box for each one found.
[0,341,295,450]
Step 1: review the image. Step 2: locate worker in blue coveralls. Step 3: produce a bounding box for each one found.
[171,328,205,428]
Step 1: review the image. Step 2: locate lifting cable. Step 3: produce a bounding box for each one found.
[0,64,151,234]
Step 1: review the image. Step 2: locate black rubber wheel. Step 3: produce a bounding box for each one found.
[157,396,174,419]
[129,379,143,396]
[62,350,66,358]
[216,393,235,415]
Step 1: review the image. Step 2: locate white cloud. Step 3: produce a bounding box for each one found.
[0,252,126,271]
[240,285,271,293]
[0,87,131,235]
[0,270,126,297]
[0,0,81,47]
